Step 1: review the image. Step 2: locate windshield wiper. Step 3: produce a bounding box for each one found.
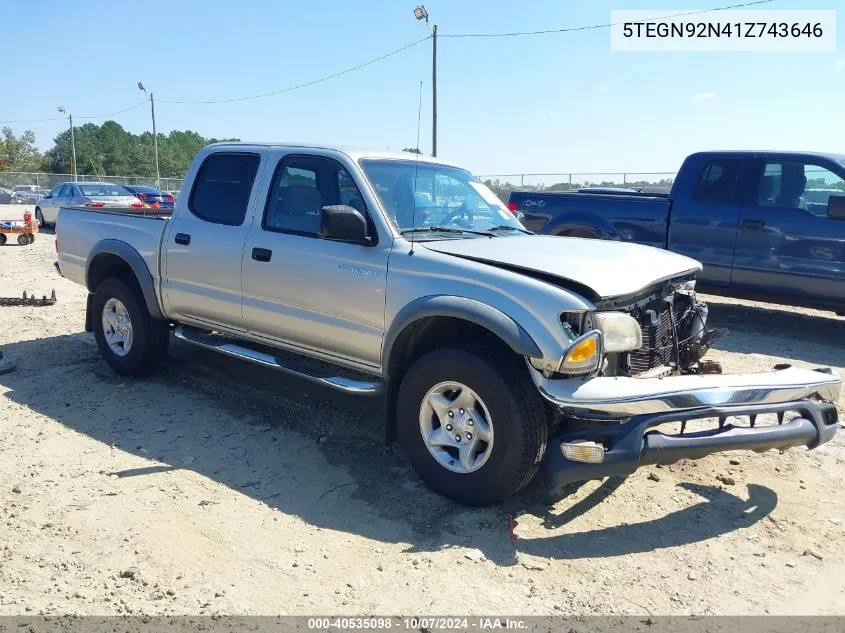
[486,225,533,234]
[400,226,494,238]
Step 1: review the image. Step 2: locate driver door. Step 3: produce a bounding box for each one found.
[732,158,845,304]
[240,152,391,368]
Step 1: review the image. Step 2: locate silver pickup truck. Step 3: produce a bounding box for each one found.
[55,142,841,506]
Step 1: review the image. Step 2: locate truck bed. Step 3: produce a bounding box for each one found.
[510,190,671,249]
[56,206,169,290]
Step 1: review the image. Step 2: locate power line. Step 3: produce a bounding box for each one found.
[158,36,431,105]
[75,100,149,120]
[0,99,149,126]
[441,0,774,38]
[0,0,774,123]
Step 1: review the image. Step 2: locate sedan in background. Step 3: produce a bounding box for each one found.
[35,182,141,227]
[123,185,175,209]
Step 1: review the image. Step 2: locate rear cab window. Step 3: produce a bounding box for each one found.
[189,153,261,225]
[692,158,742,204]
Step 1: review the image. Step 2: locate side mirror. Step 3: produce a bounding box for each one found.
[319,205,371,244]
[828,195,845,219]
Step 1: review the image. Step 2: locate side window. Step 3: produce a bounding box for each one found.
[758,160,845,216]
[58,184,72,198]
[263,157,367,235]
[693,159,741,203]
[188,153,260,226]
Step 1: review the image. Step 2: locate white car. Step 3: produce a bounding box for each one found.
[35,182,141,227]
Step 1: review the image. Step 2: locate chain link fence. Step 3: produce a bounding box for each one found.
[0,172,184,194]
[478,172,677,202]
[2,170,677,204]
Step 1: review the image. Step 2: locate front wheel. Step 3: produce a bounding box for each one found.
[92,278,169,376]
[35,208,46,228]
[396,347,548,506]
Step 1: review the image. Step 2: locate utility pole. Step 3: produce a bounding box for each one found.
[58,106,77,180]
[138,82,161,188]
[431,23,437,157]
[414,5,437,157]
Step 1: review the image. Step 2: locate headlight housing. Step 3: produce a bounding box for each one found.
[593,311,642,353]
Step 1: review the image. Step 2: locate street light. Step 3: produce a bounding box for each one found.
[57,105,77,181]
[138,81,161,188]
[414,5,437,157]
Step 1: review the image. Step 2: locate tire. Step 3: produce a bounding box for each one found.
[396,346,548,506]
[17,233,29,245]
[92,277,169,377]
[0,234,6,246]
[35,208,45,227]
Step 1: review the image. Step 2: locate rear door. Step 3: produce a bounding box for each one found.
[240,151,390,367]
[162,150,267,330]
[667,156,744,286]
[732,157,845,305]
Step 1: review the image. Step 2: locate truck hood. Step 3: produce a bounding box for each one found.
[422,235,702,300]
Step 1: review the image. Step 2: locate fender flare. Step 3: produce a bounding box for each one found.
[381,295,543,373]
[86,239,165,320]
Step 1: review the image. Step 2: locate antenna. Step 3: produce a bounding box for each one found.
[409,80,423,256]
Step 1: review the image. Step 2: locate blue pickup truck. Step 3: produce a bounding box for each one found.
[509,151,845,314]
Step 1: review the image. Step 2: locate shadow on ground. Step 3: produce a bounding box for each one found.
[1,327,780,566]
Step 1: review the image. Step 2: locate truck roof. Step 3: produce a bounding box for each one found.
[687,150,845,163]
[206,142,465,169]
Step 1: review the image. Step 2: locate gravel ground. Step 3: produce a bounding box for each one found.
[1,205,844,616]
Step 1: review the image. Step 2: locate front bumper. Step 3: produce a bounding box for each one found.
[529,365,841,494]
[531,365,840,417]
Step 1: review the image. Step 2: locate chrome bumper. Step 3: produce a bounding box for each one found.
[530,365,841,417]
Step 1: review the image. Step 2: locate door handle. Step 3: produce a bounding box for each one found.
[742,219,765,230]
[252,247,272,262]
[174,233,191,245]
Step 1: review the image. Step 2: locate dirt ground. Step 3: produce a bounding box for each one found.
[1,204,845,617]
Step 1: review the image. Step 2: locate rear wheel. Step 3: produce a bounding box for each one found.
[0,234,6,246]
[397,347,548,506]
[16,233,30,245]
[92,278,169,376]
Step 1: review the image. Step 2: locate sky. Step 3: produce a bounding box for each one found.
[1,0,844,179]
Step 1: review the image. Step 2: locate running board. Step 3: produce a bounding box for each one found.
[173,326,384,396]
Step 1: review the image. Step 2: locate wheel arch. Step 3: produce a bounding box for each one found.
[86,240,165,320]
[381,296,543,444]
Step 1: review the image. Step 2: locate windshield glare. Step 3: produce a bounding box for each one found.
[360,159,524,236]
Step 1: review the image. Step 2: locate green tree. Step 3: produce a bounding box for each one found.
[0,127,44,172]
[43,121,238,178]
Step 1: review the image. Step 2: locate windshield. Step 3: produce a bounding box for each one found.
[360,159,524,237]
[78,183,133,197]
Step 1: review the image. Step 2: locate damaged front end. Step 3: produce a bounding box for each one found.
[530,277,842,495]
[585,277,725,378]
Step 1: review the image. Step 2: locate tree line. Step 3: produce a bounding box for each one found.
[0,122,236,177]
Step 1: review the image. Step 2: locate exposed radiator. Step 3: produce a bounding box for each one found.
[627,295,692,374]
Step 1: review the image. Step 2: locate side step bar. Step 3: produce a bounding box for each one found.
[173,326,384,396]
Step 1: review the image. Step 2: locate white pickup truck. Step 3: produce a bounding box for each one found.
[55,142,841,506]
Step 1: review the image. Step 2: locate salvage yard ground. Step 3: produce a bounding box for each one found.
[1,205,845,616]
